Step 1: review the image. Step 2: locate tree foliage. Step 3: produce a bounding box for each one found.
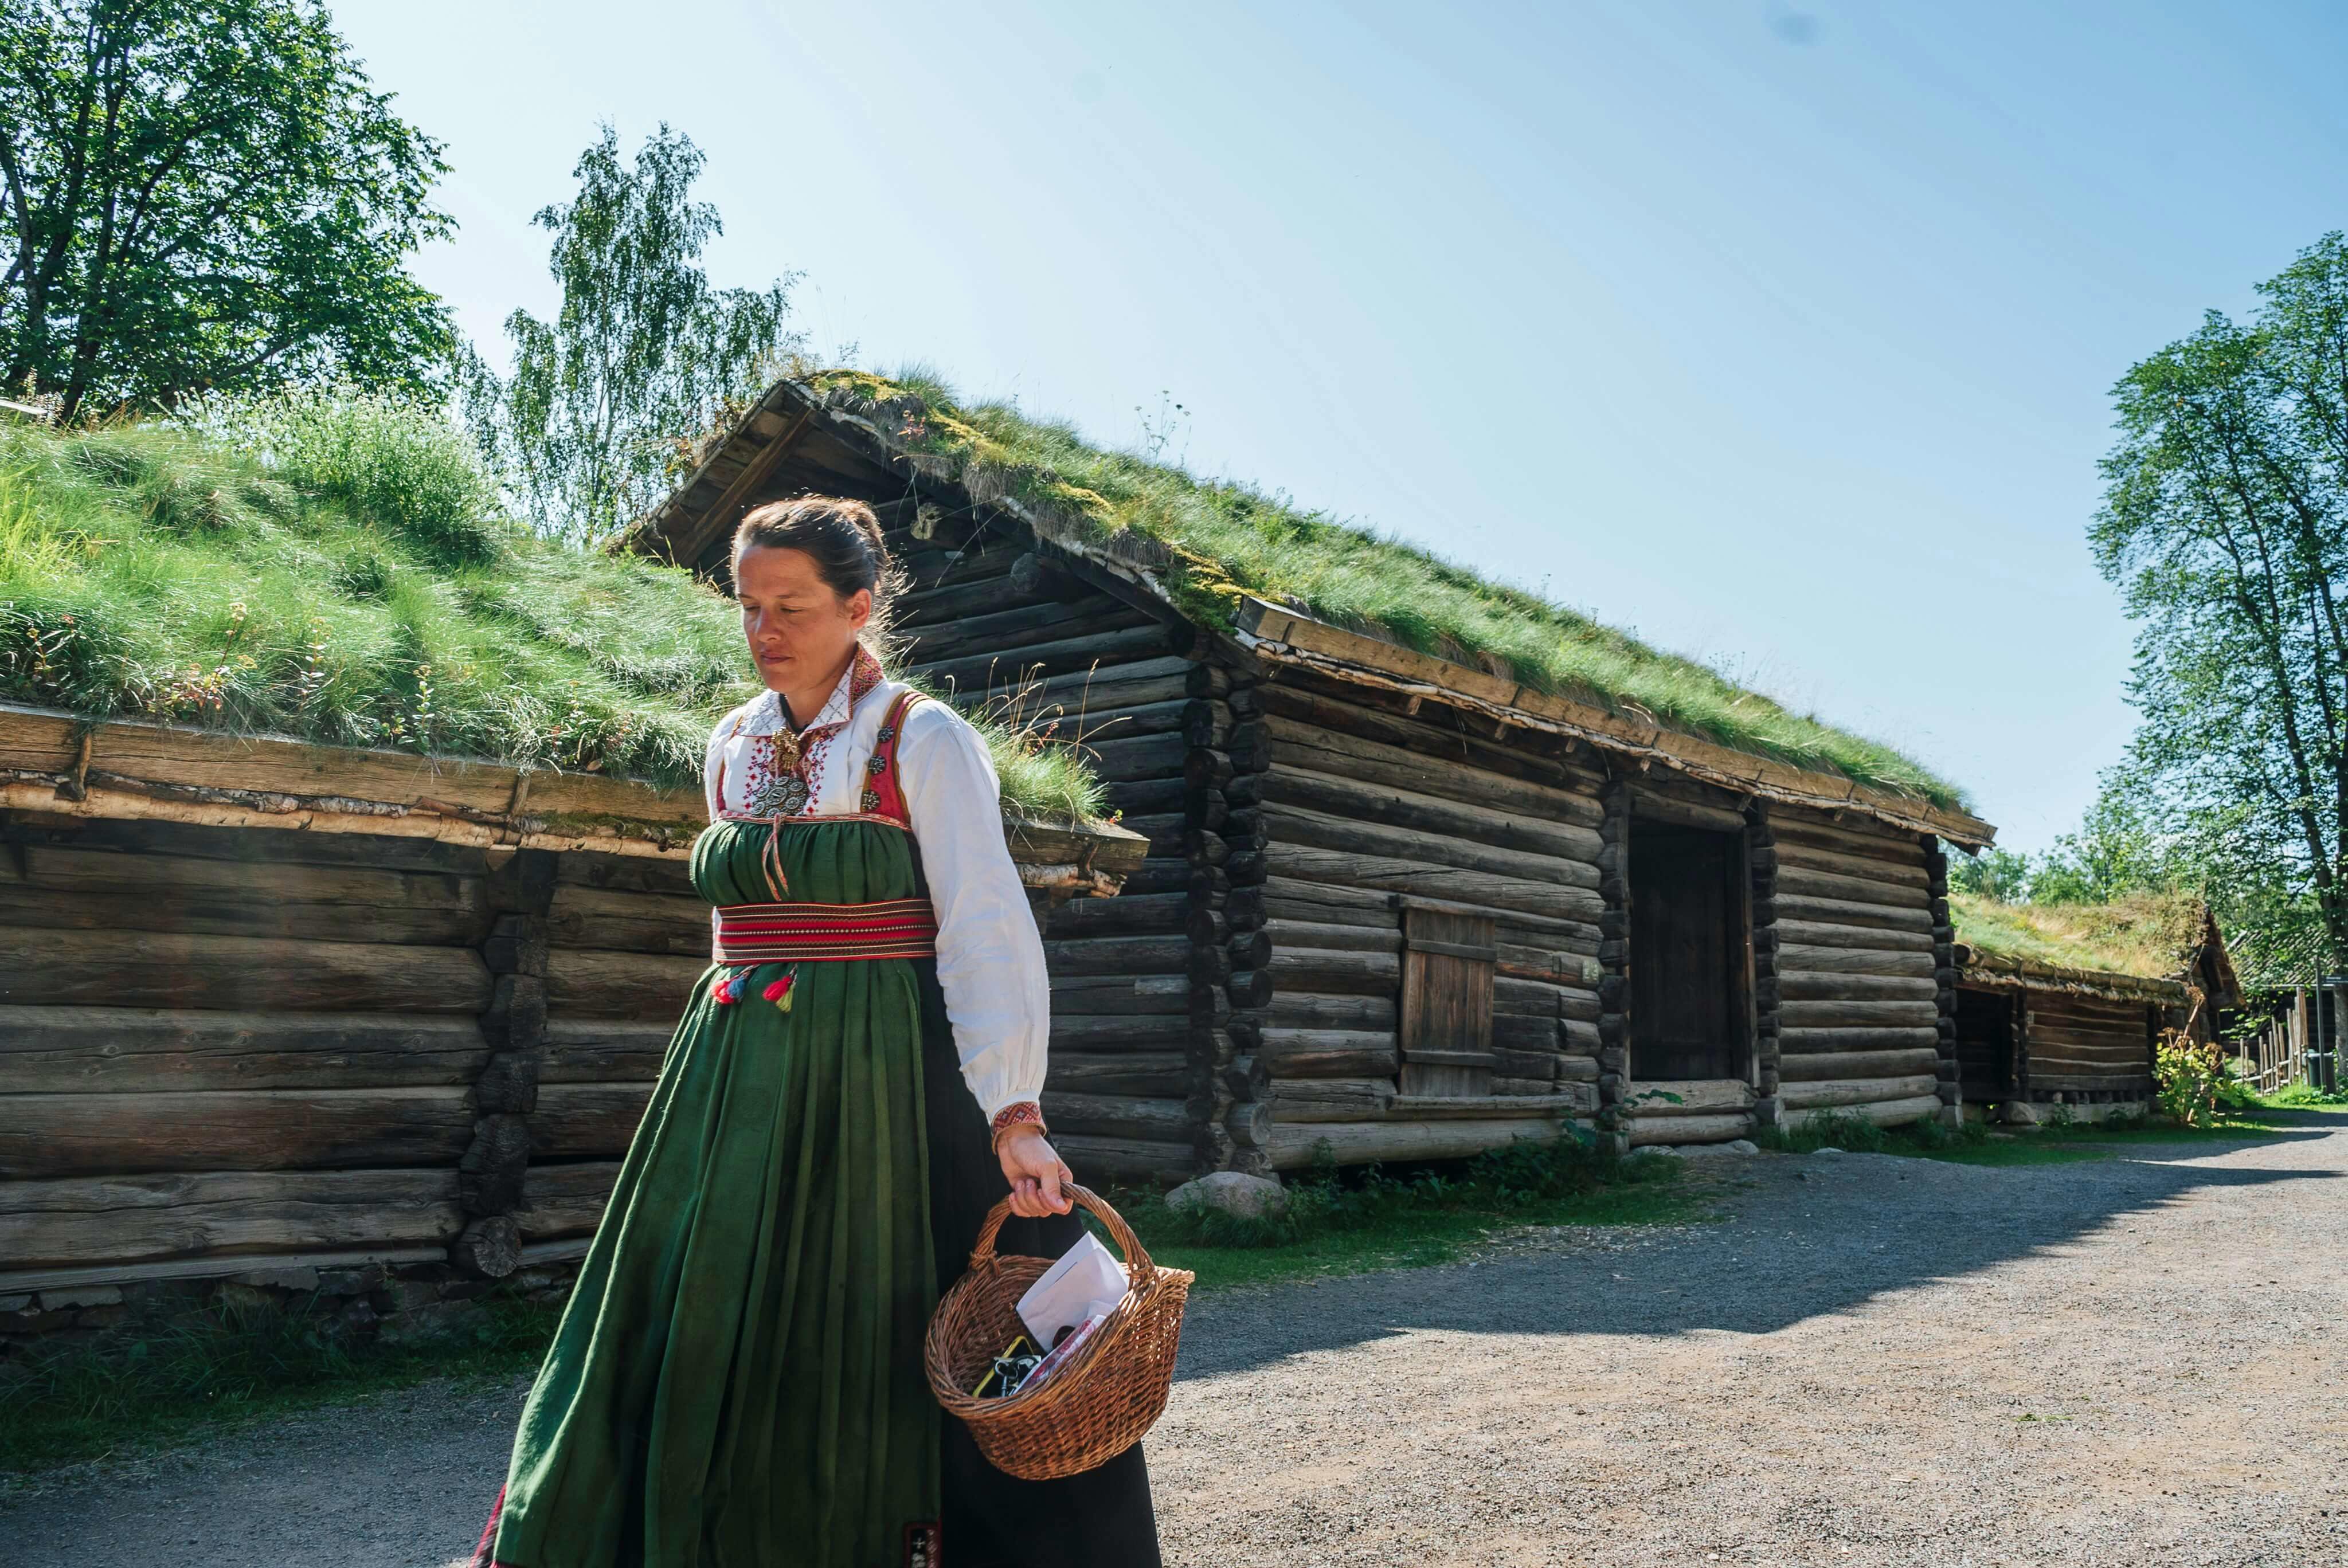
[2093,233,2348,971]
[0,0,455,422]
[459,125,801,546]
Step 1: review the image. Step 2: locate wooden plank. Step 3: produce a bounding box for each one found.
[1266,993,1398,1033]
[1256,1028,1399,1079]
[546,884,709,956]
[1265,843,1603,925]
[1398,905,1494,1098]
[1259,766,1604,863]
[515,1161,620,1242]
[0,927,491,1013]
[1044,1051,1190,1097]
[1771,838,1931,887]
[1782,1095,1940,1131]
[1054,1135,1198,1186]
[1777,1026,1942,1053]
[1776,999,1942,1029]
[1626,1079,1755,1116]
[1774,944,1938,979]
[0,1168,461,1269]
[1776,865,1932,908]
[0,1006,489,1092]
[1776,1047,1943,1083]
[0,1087,473,1177]
[1775,920,1935,955]
[1264,801,1600,891]
[1776,973,1939,1002]
[1768,894,1935,935]
[1387,1092,1592,1119]
[0,1243,452,1297]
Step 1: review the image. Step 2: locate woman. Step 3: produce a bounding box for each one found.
[468,496,1162,1568]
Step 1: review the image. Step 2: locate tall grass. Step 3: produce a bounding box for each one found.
[809,368,1965,808]
[0,394,1102,817]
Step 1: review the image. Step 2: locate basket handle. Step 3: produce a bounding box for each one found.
[966,1182,1158,1287]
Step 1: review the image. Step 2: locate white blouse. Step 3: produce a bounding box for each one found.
[701,658,1049,1122]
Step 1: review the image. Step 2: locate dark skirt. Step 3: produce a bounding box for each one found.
[918,965,1163,1568]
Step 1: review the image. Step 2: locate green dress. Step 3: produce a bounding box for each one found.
[484,814,943,1567]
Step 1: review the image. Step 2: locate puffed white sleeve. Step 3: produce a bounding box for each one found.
[705,719,729,947]
[899,701,1048,1122]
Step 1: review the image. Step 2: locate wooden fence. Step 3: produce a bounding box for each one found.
[2234,987,2337,1093]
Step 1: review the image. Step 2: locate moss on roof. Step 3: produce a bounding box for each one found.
[1951,890,2210,980]
[0,393,1102,819]
[806,367,1968,810]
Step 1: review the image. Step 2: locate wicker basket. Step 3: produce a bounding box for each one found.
[925,1184,1193,1480]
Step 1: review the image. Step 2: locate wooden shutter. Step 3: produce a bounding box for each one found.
[1396,899,1497,1096]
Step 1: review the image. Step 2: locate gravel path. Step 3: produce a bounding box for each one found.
[8,1118,2348,1567]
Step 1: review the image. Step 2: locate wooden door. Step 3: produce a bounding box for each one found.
[1628,822,1744,1082]
[1398,902,1497,1096]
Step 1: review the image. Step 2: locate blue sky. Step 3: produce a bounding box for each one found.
[337,0,2347,853]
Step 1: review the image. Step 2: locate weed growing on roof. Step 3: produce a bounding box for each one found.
[0,395,1105,817]
[806,367,1966,808]
[1949,889,2208,978]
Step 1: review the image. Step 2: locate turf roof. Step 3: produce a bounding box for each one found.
[1950,890,2211,981]
[0,394,1103,820]
[804,368,1969,810]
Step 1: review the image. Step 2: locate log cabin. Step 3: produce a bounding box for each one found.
[0,704,1139,1343]
[626,373,1999,1179]
[1949,892,2240,1120]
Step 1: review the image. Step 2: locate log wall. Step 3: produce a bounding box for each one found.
[1761,814,1952,1132]
[1241,677,1601,1169]
[890,512,1215,1186]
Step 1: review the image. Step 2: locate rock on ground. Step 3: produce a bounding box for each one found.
[6,1116,2347,1567]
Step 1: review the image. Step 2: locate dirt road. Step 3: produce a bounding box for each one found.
[7,1118,2347,1567]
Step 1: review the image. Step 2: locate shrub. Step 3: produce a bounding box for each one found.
[2153,1030,2220,1127]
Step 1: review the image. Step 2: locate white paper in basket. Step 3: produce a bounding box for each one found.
[1015,1231,1128,1347]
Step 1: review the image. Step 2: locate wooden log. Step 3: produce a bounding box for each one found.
[3,811,492,876]
[1267,992,1397,1032]
[1775,865,1930,909]
[909,622,1186,692]
[1266,947,1400,997]
[515,1161,621,1241]
[1776,973,1939,1002]
[1073,731,1194,786]
[1040,935,1193,977]
[1262,918,1399,955]
[1264,844,1602,925]
[1771,838,1930,887]
[1263,801,1599,891]
[1767,893,1935,935]
[530,1082,656,1159]
[1040,1092,1193,1142]
[0,1242,456,1297]
[1261,874,1599,945]
[1776,999,1942,1029]
[1008,656,1196,718]
[1775,919,1935,955]
[545,885,708,956]
[1779,1075,1940,1111]
[0,1087,473,1177]
[1048,1014,1193,1051]
[1267,1078,1395,1122]
[1054,1135,1198,1186]
[1626,1080,1756,1116]
[1781,1095,1940,1131]
[1,844,486,947]
[0,927,492,1014]
[1626,1112,1752,1147]
[1046,973,1196,1017]
[545,948,708,1020]
[1257,699,1608,818]
[0,1006,490,1093]
[538,1019,675,1083]
[1255,1027,1399,1078]
[1767,815,1928,860]
[1778,1026,1942,1055]
[1265,1115,1578,1171]
[1628,793,1747,834]
[1775,944,1938,979]
[1259,767,1605,863]
[899,602,1153,668]
[1775,1047,1943,1083]
[1044,1051,1191,1098]
[1557,1055,1599,1082]
[0,1168,464,1270]
[1046,892,1192,939]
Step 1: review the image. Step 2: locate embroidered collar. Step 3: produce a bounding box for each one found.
[730,645,885,741]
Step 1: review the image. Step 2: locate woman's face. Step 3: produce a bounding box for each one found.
[734,544,872,695]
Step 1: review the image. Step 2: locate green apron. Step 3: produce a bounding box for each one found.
[487,815,941,1567]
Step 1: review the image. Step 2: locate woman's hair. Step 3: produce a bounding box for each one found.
[731,495,905,648]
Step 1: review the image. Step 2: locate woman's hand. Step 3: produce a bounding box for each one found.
[997,1126,1075,1218]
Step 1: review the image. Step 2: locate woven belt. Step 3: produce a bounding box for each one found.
[712,899,938,963]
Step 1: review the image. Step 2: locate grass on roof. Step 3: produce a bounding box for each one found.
[803,366,1966,809]
[1950,889,2206,979]
[0,391,1102,818]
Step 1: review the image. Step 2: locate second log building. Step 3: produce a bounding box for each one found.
[628,375,1999,1184]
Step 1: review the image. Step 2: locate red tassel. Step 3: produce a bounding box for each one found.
[762,971,796,1012]
[714,971,742,1005]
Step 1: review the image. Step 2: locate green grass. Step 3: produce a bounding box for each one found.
[2255,1083,2348,1110]
[789,367,1965,809]
[0,1291,563,1477]
[1756,1107,2296,1167]
[0,392,1101,818]
[1948,889,2208,979]
[1104,1135,1703,1292]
